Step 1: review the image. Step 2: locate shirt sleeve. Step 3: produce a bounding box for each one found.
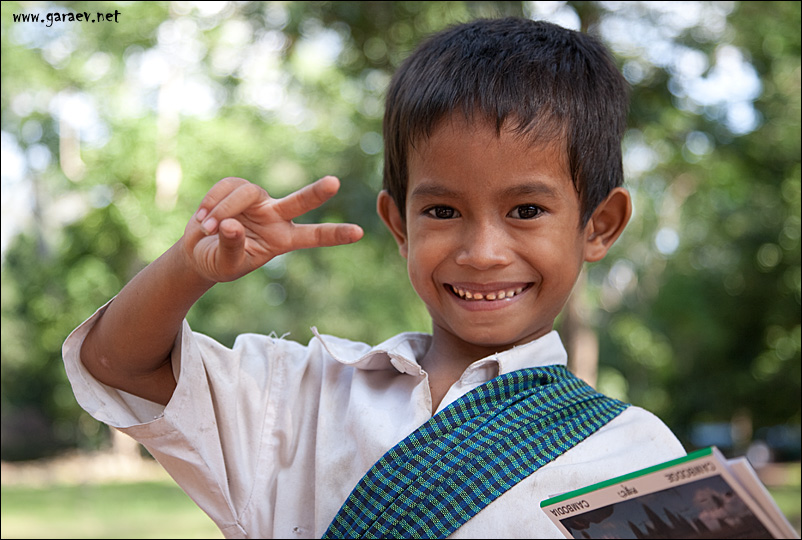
[61,299,313,538]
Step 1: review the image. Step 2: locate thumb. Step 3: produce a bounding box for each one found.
[215,218,246,276]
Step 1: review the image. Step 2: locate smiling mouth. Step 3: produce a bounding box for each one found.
[448,284,531,301]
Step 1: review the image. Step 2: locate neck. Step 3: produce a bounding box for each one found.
[421,328,505,412]
[421,325,558,411]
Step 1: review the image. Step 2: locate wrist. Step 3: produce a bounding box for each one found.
[169,238,217,294]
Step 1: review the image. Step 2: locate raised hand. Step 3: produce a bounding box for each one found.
[182,176,364,283]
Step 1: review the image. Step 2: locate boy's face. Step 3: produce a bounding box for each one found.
[379,114,630,358]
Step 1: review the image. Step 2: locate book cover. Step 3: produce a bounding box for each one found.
[540,446,799,539]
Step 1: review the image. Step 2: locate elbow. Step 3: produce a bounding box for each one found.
[79,331,116,387]
[78,326,177,406]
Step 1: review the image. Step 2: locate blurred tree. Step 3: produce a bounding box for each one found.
[587,0,801,453]
[1,1,799,460]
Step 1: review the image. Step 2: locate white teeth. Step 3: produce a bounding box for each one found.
[451,285,526,301]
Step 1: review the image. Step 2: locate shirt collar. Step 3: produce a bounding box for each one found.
[312,328,568,379]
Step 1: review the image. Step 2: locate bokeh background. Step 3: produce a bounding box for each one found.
[1,1,799,538]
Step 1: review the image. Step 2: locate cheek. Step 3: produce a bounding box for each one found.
[405,259,440,311]
[405,236,448,290]
[523,232,584,275]
[406,247,433,283]
[542,239,586,286]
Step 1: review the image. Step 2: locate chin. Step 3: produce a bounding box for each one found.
[461,330,525,351]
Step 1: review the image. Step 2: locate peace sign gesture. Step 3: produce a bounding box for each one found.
[182,176,364,284]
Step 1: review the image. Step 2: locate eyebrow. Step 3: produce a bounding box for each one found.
[409,181,560,200]
[409,184,460,200]
[500,182,560,199]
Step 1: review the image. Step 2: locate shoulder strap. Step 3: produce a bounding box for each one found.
[322,365,629,539]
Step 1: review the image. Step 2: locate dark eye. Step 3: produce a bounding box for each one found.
[425,206,460,219]
[509,204,542,219]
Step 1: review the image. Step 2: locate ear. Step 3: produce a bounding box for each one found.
[584,187,632,262]
[377,190,408,259]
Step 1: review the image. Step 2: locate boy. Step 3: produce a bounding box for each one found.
[63,17,686,538]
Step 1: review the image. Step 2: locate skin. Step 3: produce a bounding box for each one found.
[80,176,363,405]
[81,115,630,413]
[378,115,631,409]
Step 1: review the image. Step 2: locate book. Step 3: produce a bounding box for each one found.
[540,446,799,539]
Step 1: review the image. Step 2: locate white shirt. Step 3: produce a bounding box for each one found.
[63,302,686,539]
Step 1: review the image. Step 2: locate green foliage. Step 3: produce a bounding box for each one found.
[1,1,799,459]
[589,0,801,448]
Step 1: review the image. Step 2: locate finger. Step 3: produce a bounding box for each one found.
[274,176,341,222]
[200,182,269,235]
[288,223,364,251]
[195,177,251,221]
[215,218,247,275]
[184,205,214,249]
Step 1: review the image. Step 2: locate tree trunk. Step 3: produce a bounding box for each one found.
[561,270,599,387]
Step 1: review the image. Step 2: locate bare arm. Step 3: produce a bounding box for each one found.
[80,176,363,405]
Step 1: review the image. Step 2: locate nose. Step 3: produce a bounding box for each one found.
[454,221,513,270]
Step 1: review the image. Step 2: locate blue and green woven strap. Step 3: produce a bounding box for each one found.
[322,365,629,539]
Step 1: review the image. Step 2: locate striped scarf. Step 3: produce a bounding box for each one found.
[322,365,628,539]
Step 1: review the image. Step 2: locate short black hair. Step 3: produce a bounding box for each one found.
[382,17,630,225]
